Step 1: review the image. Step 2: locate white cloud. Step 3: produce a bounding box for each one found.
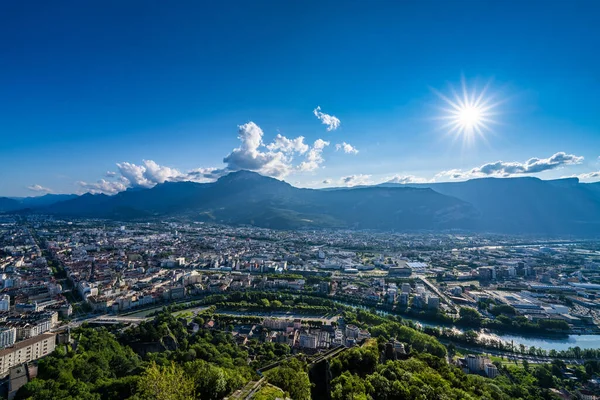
[434,169,469,181]
[266,134,309,154]
[341,174,372,187]
[313,106,341,131]
[298,139,330,171]
[142,160,186,184]
[76,179,128,195]
[116,162,152,187]
[335,142,359,154]
[27,184,52,193]
[222,122,294,178]
[76,121,342,194]
[386,175,429,184]
[116,161,180,188]
[574,171,600,182]
[436,152,585,180]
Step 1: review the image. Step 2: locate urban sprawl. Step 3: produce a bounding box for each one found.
[1,216,600,398]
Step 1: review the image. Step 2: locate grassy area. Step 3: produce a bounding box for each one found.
[252,384,285,400]
[173,311,194,321]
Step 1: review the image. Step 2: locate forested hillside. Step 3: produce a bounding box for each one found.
[15,308,593,400]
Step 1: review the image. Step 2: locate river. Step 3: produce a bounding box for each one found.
[333,300,600,351]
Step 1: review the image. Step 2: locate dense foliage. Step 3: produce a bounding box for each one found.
[14,301,594,400]
[264,358,312,400]
[16,310,284,400]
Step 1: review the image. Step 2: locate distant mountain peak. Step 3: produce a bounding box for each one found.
[218,169,264,180]
[216,170,288,186]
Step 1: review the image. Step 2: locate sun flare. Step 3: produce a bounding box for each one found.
[435,78,499,145]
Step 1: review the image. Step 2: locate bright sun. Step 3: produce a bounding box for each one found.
[434,77,499,145]
[457,105,484,134]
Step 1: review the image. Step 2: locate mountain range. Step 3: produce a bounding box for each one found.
[2,171,600,235]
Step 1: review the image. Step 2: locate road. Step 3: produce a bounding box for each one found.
[418,275,460,315]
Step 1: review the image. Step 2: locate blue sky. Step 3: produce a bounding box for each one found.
[1,0,599,196]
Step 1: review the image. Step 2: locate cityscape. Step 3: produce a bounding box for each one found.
[2,0,600,399]
[1,215,600,398]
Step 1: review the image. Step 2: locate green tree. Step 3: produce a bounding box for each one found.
[136,362,195,400]
[265,359,311,400]
[458,307,482,328]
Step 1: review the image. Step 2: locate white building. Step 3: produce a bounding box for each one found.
[299,333,318,349]
[0,333,56,378]
[401,283,411,294]
[77,281,98,299]
[466,354,485,372]
[14,319,53,341]
[345,324,360,339]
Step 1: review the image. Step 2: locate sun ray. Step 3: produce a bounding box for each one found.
[434,78,499,146]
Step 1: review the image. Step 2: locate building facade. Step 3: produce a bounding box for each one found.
[0,333,56,378]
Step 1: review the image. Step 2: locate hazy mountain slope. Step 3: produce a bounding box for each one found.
[380,177,600,235]
[38,171,477,230]
[0,194,78,212]
[19,194,79,208]
[11,171,600,235]
[0,198,21,212]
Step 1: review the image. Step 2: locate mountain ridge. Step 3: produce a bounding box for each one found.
[3,171,600,235]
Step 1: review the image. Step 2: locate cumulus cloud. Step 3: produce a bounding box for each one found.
[266,134,309,154]
[313,106,341,131]
[76,179,128,195]
[27,184,52,193]
[115,160,184,188]
[436,152,584,180]
[76,161,216,194]
[222,122,296,178]
[76,121,342,194]
[298,139,330,171]
[335,142,359,154]
[386,175,429,184]
[341,174,372,187]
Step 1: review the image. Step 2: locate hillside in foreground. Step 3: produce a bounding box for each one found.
[15,304,593,400]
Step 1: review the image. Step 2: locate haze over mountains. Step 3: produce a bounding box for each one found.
[2,171,599,235]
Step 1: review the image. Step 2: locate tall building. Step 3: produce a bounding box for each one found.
[345,324,360,339]
[466,354,485,373]
[0,295,10,312]
[485,363,499,378]
[399,293,409,306]
[0,328,16,349]
[319,282,330,294]
[478,267,496,281]
[428,296,440,310]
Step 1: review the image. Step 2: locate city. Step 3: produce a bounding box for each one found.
[1,215,600,398]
